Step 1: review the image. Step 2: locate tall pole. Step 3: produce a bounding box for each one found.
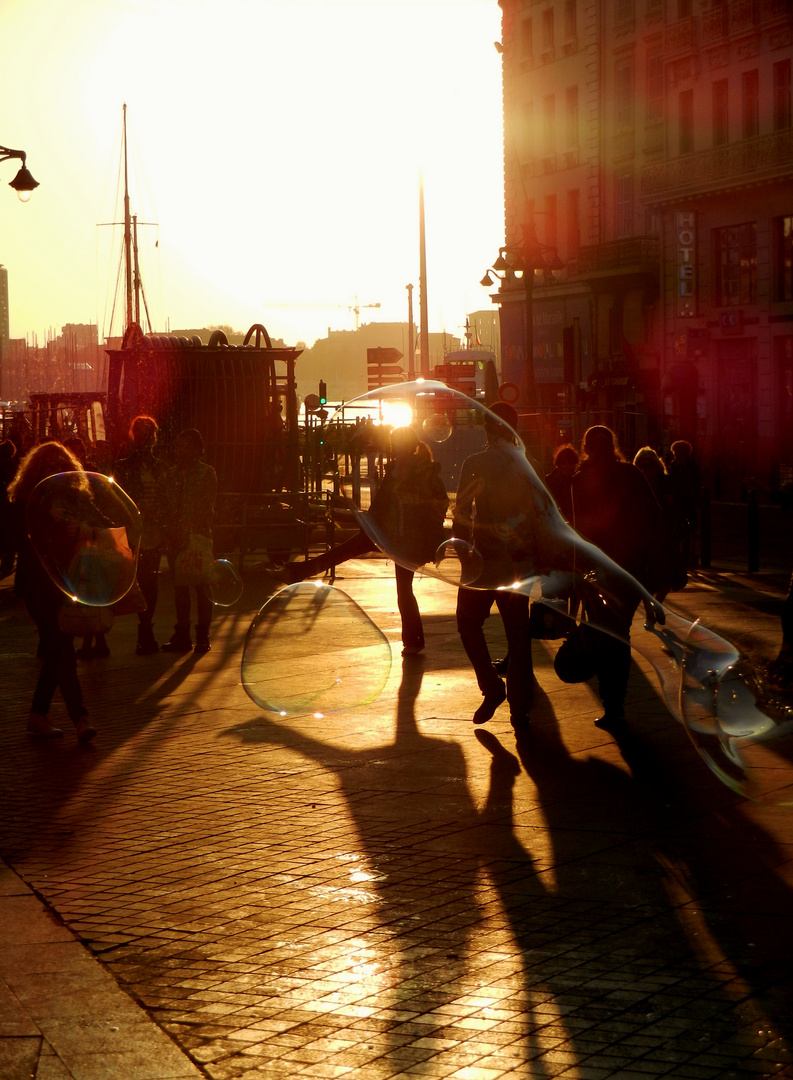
[122,104,134,332]
[418,175,430,378]
[406,283,414,379]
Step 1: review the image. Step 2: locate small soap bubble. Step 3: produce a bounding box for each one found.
[241,582,392,719]
[434,537,484,588]
[27,472,141,606]
[422,414,453,443]
[202,559,243,607]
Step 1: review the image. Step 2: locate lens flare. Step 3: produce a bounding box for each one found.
[27,472,141,606]
[241,581,392,718]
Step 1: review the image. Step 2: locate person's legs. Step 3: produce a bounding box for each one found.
[496,592,533,724]
[136,548,161,652]
[395,564,423,652]
[194,583,214,653]
[457,587,507,723]
[28,608,89,738]
[163,554,193,651]
[285,529,377,581]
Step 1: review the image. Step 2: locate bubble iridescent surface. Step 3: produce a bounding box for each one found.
[27,471,141,606]
[203,559,243,607]
[241,582,392,719]
[328,380,793,805]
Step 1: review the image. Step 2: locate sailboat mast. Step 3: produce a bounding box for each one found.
[122,103,134,331]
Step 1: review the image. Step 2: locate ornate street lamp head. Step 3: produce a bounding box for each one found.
[1,146,39,202]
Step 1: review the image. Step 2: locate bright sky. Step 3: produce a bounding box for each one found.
[1,0,504,349]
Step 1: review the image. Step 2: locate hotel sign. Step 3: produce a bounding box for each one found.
[676,210,696,317]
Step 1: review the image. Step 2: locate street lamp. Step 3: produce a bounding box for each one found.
[482,221,562,406]
[0,145,39,202]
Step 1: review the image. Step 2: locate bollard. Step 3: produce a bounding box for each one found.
[699,487,711,568]
[748,488,759,573]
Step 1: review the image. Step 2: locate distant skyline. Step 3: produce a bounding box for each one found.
[1,0,504,350]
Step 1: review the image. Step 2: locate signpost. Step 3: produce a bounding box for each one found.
[367,347,404,390]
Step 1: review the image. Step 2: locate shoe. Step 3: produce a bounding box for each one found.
[75,645,94,660]
[194,626,211,654]
[136,632,159,656]
[27,713,63,738]
[492,656,509,675]
[162,630,192,653]
[594,710,625,731]
[402,645,424,656]
[473,682,507,725]
[75,717,97,744]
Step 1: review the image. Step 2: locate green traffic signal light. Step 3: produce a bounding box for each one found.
[319,380,327,405]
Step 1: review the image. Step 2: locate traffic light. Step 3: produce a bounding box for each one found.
[319,380,327,405]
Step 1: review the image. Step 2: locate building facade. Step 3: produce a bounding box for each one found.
[495,0,793,487]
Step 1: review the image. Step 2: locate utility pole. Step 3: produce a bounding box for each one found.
[406,283,414,380]
[419,175,430,378]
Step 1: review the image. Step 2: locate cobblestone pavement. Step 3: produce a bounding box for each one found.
[1,558,793,1079]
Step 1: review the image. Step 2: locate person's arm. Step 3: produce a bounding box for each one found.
[452,460,478,540]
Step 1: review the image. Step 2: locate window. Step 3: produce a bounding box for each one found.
[543,94,556,155]
[520,101,535,159]
[567,189,581,258]
[716,223,757,306]
[712,79,729,147]
[545,194,558,249]
[742,69,759,139]
[520,16,533,60]
[615,61,634,133]
[565,86,579,148]
[564,0,577,40]
[679,89,694,154]
[774,60,792,131]
[615,172,634,238]
[616,0,635,25]
[777,216,793,302]
[646,51,664,122]
[542,7,554,52]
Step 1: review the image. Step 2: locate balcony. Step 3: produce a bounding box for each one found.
[576,236,660,285]
[641,129,793,200]
[664,15,697,56]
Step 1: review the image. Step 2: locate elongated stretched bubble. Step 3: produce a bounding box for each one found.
[27,472,141,606]
[327,381,793,806]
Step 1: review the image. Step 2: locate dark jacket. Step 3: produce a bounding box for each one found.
[572,458,666,592]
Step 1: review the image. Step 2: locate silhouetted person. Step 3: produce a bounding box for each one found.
[114,416,168,654]
[8,442,97,743]
[453,401,534,731]
[667,439,700,567]
[283,426,448,656]
[572,425,666,731]
[544,444,578,523]
[160,428,217,655]
[633,445,688,599]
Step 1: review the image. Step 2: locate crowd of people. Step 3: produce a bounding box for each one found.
[0,403,736,747]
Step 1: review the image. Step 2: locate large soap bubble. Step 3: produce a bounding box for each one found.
[27,471,141,606]
[327,380,793,805]
[242,581,392,719]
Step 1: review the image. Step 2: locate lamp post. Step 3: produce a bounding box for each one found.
[481,221,562,408]
[0,145,39,201]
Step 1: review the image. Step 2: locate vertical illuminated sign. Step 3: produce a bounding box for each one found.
[676,210,696,317]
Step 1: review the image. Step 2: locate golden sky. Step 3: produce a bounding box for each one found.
[1,0,503,348]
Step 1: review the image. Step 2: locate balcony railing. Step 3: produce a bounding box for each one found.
[664,15,697,55]
[576,236,660,275]
[641,129,793,199]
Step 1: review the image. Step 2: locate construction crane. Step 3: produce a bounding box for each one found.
[263,298,381,331]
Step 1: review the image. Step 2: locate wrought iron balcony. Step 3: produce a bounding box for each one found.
[642,129,793,200]
[576,236,660,279]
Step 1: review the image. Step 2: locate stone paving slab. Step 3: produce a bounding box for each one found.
[1,559,793,1078]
